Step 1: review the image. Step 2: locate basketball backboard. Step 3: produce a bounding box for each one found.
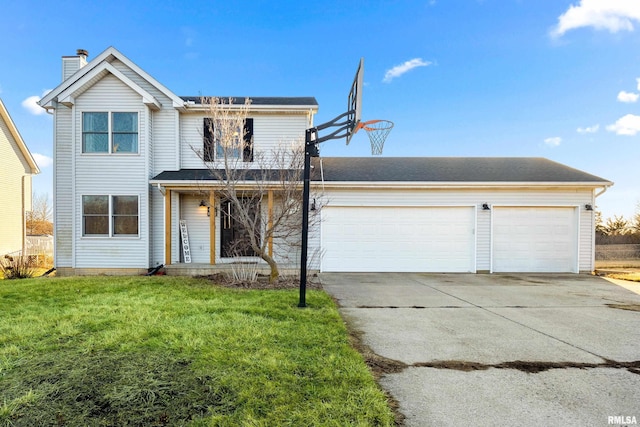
[345,58,363,145]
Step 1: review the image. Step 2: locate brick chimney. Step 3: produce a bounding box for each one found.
[61,49,89,81]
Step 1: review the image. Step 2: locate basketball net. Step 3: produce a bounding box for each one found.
[355,120,394,155]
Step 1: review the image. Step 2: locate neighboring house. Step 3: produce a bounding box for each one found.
[0,99,40,257]
[39,47,612,275]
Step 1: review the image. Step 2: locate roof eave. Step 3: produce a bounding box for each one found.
[312,181,614,189]
[39,46,183,110]
[0,99,40,174]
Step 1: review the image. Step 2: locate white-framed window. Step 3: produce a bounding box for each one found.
[82,195,139,237]
[82,112,138,154]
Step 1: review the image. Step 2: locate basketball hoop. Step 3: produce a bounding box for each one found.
[355,119,394,155]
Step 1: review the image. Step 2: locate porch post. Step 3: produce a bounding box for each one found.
[165,189,172,265]
[209,190,216,264]
[268,189,274,258]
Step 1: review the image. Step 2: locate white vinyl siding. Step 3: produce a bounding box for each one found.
[180,195,210,263]
[180,114,307,168]
[71,74,149,268]
[0,115,31,255]
[54,106,73,266]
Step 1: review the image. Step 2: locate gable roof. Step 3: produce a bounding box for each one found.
[0,99,39,174]
[311,157,612,186]
[39,46,184,111]
[39,47,319,114]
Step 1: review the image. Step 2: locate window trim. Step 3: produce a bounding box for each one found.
[82,111,140,155]
[203,117,253,162]
[82,194,140,238]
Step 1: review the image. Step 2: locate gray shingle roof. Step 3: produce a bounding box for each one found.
[150,158,611,185]
[180,96,318,106]
[311,157,611,183]
[151,169,300,182]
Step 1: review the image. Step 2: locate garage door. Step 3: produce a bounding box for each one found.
[321,206,475,272]
[492,207,577,273]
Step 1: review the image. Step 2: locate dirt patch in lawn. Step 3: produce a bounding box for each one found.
[348,329,406,426]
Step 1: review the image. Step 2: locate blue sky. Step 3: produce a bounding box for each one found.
[1,0,639,220]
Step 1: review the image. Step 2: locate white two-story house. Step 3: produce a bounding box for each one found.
[39,47,316,275]
[40,47,611,276]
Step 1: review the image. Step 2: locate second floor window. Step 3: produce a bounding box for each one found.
[83,112,138,154]
[203,118,253,162]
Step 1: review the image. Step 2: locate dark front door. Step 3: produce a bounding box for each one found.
[220,199,259,258]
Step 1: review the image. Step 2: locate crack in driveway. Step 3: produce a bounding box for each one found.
[407,276,617,362]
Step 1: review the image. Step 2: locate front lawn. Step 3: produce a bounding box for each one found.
[0,276,394,426]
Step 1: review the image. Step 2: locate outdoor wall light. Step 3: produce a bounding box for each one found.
[482,203,491,210]
[310,198,317,211]
[585,204,593,211]
[199,200,211,216]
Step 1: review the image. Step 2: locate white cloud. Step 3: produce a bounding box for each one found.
[32,153,53,168]
[617,90,639,103]
[544,136,562,147]
[577,124,600,134]
[383,58,432,83]
[551,0,640,37]
[21,90,51,115]
[607,113,640,135]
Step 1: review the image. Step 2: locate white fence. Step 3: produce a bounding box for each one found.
[25,235,53,263]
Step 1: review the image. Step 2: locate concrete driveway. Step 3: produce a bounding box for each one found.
[320,273,640,427]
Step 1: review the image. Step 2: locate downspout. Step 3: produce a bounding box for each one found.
[594,186,609,199]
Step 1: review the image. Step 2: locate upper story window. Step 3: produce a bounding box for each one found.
[83,112,138,154]
[82,195,139,237]
[203,118,253,162]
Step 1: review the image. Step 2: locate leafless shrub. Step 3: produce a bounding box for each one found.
[1,255,37,279]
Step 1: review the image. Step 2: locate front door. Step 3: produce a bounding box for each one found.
[220,199,260,258]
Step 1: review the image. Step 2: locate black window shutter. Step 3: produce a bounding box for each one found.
[203,118,214,161]
[243,118,253,162]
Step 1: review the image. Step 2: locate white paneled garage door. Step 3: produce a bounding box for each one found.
[492,207,578,273]
[321,206,475,272]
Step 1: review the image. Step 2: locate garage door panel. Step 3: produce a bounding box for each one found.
[492,207,577,273]
[321,206,475,272]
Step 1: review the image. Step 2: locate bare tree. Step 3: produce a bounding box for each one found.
[631,203,640,236]
[26,192,53,235]
[595,210,605,235]
[193,97,318,283]
[602,215,629,236]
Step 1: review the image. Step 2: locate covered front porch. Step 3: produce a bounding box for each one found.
[160,186,282,266]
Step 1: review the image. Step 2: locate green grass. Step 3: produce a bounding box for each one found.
[0,276,394,426]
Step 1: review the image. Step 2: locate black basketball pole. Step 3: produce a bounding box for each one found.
[298,128,314,307]
[298,113,353,308]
